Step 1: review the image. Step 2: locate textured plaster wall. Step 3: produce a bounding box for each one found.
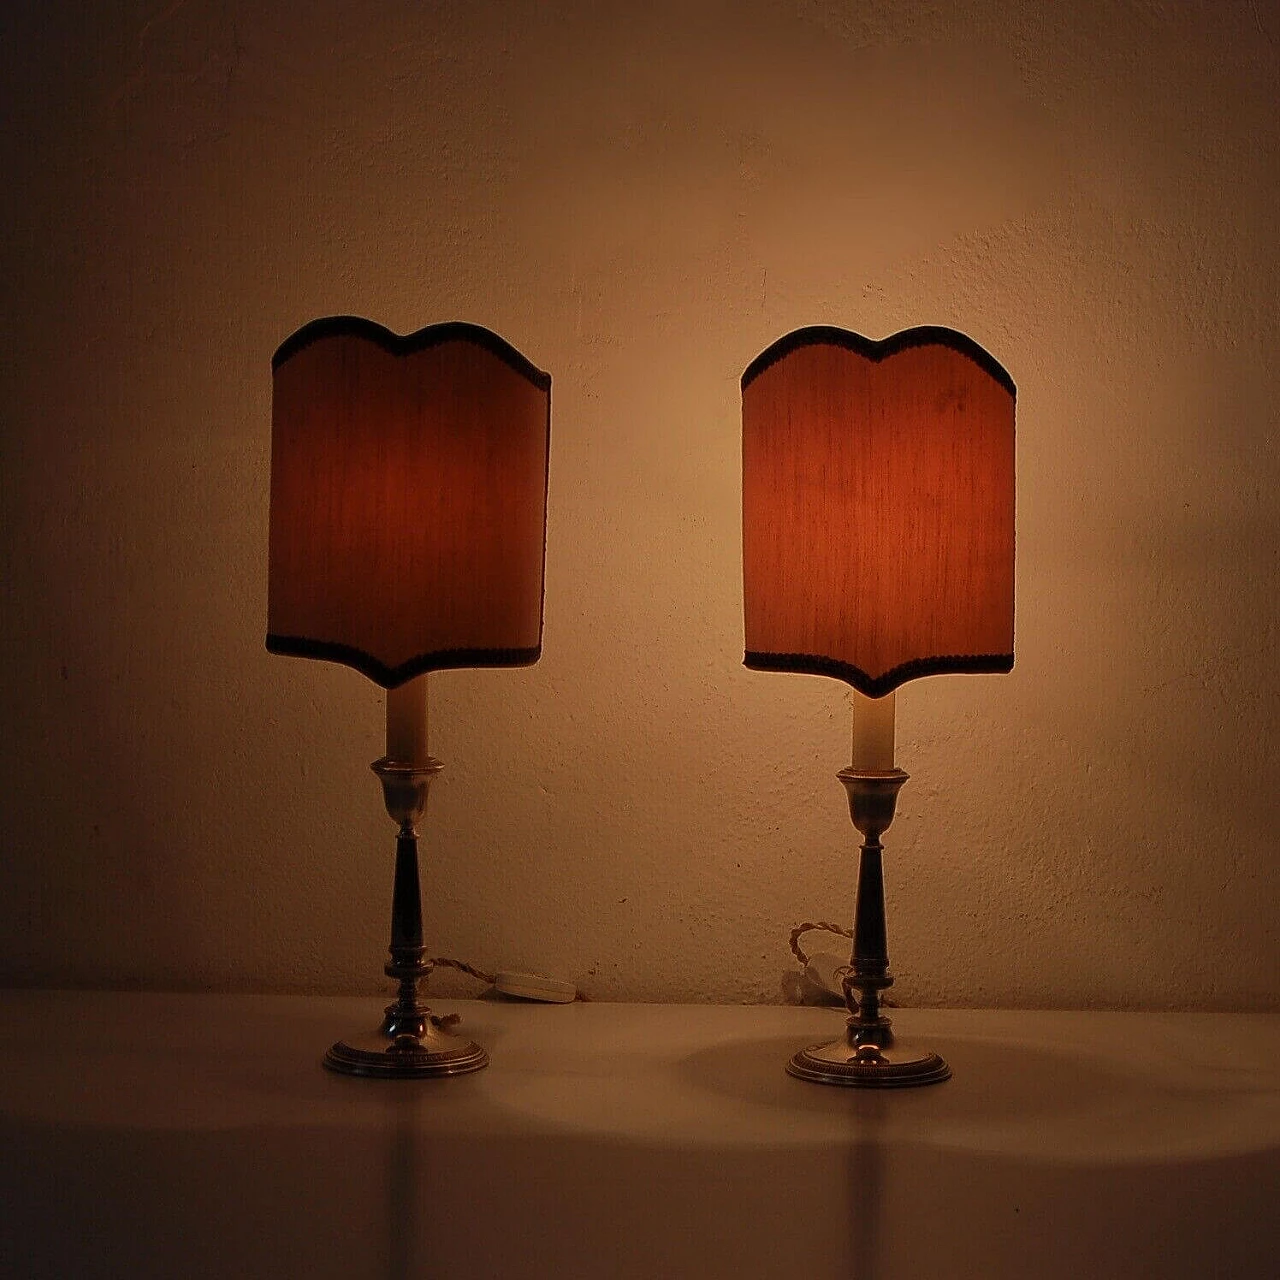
[2,0,1277,1008]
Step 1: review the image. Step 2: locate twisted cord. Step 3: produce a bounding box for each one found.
[425,957,498,986]
[789,921,852,967]
[424,957,588,1001]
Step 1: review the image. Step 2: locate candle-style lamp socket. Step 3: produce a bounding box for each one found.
[372,756,441,832]
[839,767,908,841]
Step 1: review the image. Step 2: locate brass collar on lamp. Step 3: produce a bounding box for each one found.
[742,325,1015,1087]
[268,316,551,1078]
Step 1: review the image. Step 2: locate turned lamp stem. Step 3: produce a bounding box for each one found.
[838,767,908,1048]
[377,763,441,1044]
[788,761,947,1086]
[320,679,489,1078]
[783,685,950,1085]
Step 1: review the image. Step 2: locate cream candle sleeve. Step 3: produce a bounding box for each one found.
[852,690,895,771]
[385,674,428,766]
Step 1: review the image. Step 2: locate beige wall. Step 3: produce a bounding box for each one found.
[2,0,1276,1008]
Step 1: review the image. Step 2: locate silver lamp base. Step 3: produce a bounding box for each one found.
[324,1020,488,1079]
[321,755,490,1080]
[787,1037,950,1087]
[787,767,950,1089]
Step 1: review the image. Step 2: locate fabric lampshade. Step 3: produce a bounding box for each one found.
[742,326,1014,697]
[267,317,551,689]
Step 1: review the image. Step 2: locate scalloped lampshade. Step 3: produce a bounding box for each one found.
[267,318,551,689]
[742,326,1015,697]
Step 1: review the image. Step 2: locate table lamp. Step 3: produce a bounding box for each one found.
[268,316,551,1078]
[742,325,1015,1086]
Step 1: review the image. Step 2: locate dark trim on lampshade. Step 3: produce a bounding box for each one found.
[266,634,543,689]
[271,316,552,390]
[743,650,1015,697]
[741,325,1016,399]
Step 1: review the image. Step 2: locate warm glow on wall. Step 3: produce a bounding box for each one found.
[4,1,1275,1014]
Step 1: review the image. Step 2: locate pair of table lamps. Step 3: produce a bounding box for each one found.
[267,317,1014,1086]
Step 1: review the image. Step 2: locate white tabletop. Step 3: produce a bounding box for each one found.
[2,993,1277,1279]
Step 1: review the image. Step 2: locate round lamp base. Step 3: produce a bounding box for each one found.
[787,1037,950,1088]
[324,1024,489,1079]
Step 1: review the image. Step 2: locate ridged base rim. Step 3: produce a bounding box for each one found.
[786,1039,951,1088]
[323,1035,489,1079]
